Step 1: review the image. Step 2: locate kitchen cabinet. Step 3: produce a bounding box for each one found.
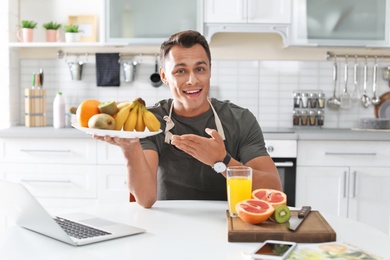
[203,0,291,44]
[296,140,390,235]
[204,0,291,23]
[105,0,202,44]
[292,0,390,47]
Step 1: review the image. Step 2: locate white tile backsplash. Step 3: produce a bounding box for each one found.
[16,58,384,129]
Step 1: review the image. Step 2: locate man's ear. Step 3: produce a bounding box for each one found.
[160,67,167,84]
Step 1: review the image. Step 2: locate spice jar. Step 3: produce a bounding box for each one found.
[318,92,325,109]
[300,93,309,108]
[309,110,317,126]
[309,93,318,108]
[293,92,301,108]
[300,110,308,126]
[293,110,300,126]
[317,110,324,126]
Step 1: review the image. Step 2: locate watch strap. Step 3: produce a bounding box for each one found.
[222,153,231,165]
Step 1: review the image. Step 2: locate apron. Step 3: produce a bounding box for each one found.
[163,98,225,143]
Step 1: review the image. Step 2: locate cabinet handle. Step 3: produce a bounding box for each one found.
[325,152,376,156]
[274,161,294,167]
[343,171,347,198]
[351,171,357,198]
[20,149,72,153]
[21,179,71,183]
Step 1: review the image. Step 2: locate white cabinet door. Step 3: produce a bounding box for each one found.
[204,0,291,23]
[204,0,245,23]
[296,166,349,217]
[348,167,390,235]
[97,165,129,204]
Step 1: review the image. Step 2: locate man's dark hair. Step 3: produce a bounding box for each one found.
[160,30,211,68]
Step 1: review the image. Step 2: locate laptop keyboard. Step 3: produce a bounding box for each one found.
[54,217,111,239]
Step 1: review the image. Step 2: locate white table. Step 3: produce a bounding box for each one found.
[0,201,389,260]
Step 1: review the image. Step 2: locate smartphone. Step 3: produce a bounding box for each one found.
[250,240,297,259]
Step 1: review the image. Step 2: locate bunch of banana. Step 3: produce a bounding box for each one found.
[114,97,160,132]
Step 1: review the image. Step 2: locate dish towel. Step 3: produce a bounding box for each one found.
[95,53,120,86]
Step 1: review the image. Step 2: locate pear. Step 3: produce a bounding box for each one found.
[98,100,118,116]
[88,113,116,130]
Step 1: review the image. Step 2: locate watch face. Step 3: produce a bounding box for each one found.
[213,162,226,173]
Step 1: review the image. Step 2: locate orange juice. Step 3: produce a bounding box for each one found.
[227,176,252,216]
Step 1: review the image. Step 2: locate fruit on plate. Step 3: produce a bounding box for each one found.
[269,204,291,223]
[98,100,118,116]
[143,107,161,132]
[235,199,275,224]
[115,102,135,130]
[76,99,100,127]
[252,189,287,209]
[88,113,116,130]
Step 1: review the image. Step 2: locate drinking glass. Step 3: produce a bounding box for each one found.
[226,166,252,217]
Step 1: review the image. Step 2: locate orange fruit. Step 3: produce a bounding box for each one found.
[252,189,287,209]
[76,99,100,127]
[236,199,275,224]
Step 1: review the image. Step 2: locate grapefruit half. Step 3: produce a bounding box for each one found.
[252,189,287,209]
[236,199,275,224]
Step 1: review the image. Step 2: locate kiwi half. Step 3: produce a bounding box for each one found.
[98,100,118,116]
[270,205,291,224]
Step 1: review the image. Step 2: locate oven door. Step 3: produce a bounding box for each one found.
[273,158,296,207]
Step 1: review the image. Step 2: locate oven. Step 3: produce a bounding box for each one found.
[265,139,297,207]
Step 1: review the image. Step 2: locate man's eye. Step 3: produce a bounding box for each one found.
[197,67,205,72]
[177,69,185,74]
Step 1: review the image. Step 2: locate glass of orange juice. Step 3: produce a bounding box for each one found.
[226,166,252,217]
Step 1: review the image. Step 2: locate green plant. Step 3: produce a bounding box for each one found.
[20,20,37,29]
[64,24,81,33]
[43,22,62,30]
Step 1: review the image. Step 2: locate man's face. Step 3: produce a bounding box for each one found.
[160,44,211,117]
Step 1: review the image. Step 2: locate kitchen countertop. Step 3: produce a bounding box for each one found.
[0,126,390,141]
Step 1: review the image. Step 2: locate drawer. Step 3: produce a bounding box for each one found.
[3,164,97,199]
[0,138,97,164]
[97,142,126,165]
[297,140,390,167]
[97,165,129,204]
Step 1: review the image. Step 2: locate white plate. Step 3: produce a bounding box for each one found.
[379,100,390,119]
[72,124,162,138]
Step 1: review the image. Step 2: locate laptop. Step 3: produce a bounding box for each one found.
[0,179,145,246]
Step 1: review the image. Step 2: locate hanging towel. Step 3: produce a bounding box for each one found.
[95,53,120,86]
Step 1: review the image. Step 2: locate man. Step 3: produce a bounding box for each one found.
[96,30,282,208]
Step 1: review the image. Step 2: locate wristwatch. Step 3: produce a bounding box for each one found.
[212,153,232,173]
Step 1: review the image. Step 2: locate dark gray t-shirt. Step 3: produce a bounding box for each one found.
[140,98,268,201]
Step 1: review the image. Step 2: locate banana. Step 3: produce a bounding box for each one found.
[114,103,133,130]
[135,104,146,131]
[143,109,160,132]
[117,101,132,111]
[123,105,138,131]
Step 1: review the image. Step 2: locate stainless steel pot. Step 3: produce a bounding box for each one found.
[123,60,138,82]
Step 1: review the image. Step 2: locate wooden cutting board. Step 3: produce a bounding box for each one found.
[227,210,336,243]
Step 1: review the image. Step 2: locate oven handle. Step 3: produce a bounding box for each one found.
[274,161,294,167]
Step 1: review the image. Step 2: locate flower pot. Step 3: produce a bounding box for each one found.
[17,28,34,42]
[46,29,60,42]
[65,32,81,43]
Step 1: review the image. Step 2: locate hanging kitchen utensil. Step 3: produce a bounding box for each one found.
[327,59,341,110]
[351,56,360,104]
[68,61,84,80]
[383,65,390,87]
[123,60,138,82]
[372,57,381,105]
[150,57,162,87]
[361,57,371,108]
[340,56,352,109]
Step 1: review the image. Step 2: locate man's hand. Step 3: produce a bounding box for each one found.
[170,128,226,166]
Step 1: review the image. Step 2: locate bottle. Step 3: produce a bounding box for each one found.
[53,92,66,128]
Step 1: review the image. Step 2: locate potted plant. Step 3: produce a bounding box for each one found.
[43,22,62,42]
[64,24,82,43]
[17,20,37,42]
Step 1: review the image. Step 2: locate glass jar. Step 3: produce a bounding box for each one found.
[293,110,300,126]
[300,110,308,125]
[300,93,309,108]
[309,110,317,126]
[317,110,325,126]
[293,92,301,108]
[318,92,325,109]
[309,92,318,108]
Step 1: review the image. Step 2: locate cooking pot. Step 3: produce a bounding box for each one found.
[150,59,162,87]
[123,60,138,82]
[68,61,84,80]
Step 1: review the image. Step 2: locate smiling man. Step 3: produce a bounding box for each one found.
[96,30,282,208]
